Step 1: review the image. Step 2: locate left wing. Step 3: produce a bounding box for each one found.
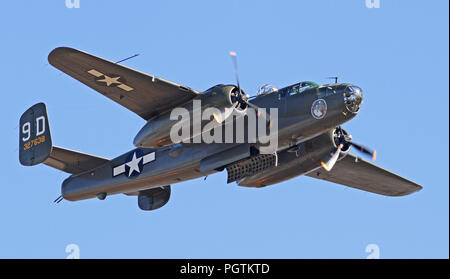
[48,47,200,120]
[306,153,422,196]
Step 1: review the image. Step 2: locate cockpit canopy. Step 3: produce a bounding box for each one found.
[292,81,319,94]
[256,84,278,96]
[257,81,319,96]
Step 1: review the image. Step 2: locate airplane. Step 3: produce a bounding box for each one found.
[19,47,422,211]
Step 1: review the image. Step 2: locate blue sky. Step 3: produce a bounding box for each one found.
[0,0,448,258]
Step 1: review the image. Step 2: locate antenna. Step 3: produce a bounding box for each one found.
[53,195,63,203]
[115,54,140,64]
[327,76,338,84]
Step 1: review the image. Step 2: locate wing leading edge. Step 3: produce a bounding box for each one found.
[306,153,422,196]
[48,47,200,120]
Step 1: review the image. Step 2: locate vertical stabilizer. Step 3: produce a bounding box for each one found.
[19,103,52,166]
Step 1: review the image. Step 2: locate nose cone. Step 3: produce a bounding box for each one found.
[344,85,363,113]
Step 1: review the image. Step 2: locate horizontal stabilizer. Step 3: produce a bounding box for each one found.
[306,153,422,196]
[20,103,109,175]
[44,146,109,175]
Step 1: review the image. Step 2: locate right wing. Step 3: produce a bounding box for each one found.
[48,47,200,120]
[306,153,422,196]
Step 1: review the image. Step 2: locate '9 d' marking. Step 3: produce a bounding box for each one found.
[22,116,45,142]
[22,116,47,151]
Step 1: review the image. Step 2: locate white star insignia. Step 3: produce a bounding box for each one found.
[126,152,142,176]
[112,151,156,177]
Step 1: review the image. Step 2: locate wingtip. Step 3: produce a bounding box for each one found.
[414,184,423,193]
[48,46,77,65]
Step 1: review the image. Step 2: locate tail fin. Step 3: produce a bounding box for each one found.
[19,103,109,174]
[19,103,52,166]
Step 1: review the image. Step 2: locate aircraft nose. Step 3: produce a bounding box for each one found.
[344,85,363,113]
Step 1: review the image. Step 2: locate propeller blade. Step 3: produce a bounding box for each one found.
[229,51,271,125]
[321,144,342,171]
[229,51,242,95]
[350,141,377,161]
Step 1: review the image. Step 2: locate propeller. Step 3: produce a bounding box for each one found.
[212,52,245,123]
[228,51,271,124]
[321,127,376,171]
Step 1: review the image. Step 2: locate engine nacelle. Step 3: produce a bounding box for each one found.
[137,186,171,211]
[237,128,350,187]
[133,85,246,148]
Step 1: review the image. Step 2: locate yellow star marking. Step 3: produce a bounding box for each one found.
[97,75,121,86]
[87,69,134,91]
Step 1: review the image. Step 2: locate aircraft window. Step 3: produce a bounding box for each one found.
[326,86,336,96]
[299,81,318,93]
[257,84,278,96]
[289,85,300,96]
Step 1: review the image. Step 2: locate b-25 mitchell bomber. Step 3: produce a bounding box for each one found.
[19,47,422,211]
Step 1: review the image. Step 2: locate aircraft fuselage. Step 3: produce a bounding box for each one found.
[61,82,363,201]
